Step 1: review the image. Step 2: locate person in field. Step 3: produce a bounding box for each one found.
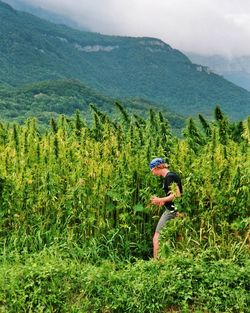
[149,157,183,259]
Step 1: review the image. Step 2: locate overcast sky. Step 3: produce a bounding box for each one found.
[22,0,250,57]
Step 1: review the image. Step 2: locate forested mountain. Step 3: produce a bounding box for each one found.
[0,0,250,120]
[0,79,185,130]
[186,52,250,92]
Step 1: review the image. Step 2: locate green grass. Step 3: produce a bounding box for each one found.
[0,246,249,313]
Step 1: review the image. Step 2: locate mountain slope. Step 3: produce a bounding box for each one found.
[186,52,250,92]
[0,1,250,119]
[0,79,185,130]
[3,0,88,31]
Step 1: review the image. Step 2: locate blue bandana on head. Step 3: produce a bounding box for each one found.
[149,157,165,169]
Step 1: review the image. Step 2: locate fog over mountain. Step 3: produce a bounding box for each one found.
[3,0,250,57]
[186,53,250,91]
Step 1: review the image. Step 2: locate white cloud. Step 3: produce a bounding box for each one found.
[22,0,250,56]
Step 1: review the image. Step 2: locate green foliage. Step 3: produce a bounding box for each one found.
[0,106,248,257]
[0,250,249,313]
[0,105,249,312]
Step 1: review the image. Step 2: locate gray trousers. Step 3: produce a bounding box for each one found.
[155,208,177,233]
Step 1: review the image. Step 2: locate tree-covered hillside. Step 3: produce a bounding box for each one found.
[0,0,250,120]
[0,79,185,131]
[3,0,89,31]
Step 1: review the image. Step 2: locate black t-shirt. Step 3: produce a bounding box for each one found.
[163,172,183,209]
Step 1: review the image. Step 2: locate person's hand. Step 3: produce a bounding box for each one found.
[150,196,165,206]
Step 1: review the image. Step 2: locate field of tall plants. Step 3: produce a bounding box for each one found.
[0,104,249,312]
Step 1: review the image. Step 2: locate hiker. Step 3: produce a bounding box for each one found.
[149,157,183,259]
